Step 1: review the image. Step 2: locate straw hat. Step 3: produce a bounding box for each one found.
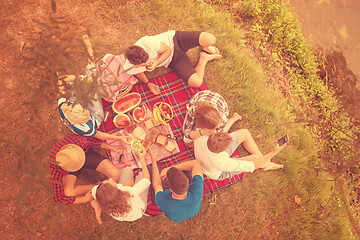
[61,103,91,125]
[56,144,86,172]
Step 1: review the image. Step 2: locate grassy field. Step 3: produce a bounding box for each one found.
[1,0,358,239]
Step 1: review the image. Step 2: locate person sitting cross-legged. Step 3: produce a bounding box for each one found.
[194,129,286,180]
[89,146,152,223]
[49,134,123,205]
[182,90,242,146]
[151,155,204,222]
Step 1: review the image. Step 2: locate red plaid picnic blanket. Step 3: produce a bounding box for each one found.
[99,71,244,196]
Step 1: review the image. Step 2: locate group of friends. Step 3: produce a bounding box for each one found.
[50,30,287,223]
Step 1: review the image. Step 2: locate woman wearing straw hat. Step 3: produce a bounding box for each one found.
[49,134,124,205]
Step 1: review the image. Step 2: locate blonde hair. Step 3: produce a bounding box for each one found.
[61,103,91,124]
[195,101,221,129]
[207,132,233,153]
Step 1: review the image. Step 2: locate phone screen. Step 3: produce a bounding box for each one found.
[278,134,289,146]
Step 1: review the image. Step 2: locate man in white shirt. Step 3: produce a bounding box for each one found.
[123,30,222,89]
[194,129,286,180]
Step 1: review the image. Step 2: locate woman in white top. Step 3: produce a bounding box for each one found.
[90,147,151,223]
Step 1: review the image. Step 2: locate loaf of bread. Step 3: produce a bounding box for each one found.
[142,139,152,151]
[156,135,167,146]
[146,127,160,142]
[165,141,176,152]
[132,126,146,140]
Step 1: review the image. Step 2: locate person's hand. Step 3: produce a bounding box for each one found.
[200,128,217,136]
[148,83,161,95]
[160,167,170,180]
[273,143,287,153]
[134,145,147,160]
[84,190,93,202]
[124,176,135,187]
[145,60,157,72]
[119,135,131,144]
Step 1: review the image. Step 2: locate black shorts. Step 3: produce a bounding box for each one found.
[69,149,106,177]
[169,31,202,82]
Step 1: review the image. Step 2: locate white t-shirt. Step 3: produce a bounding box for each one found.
[194,136,255,179]
[92,178,150,222]
[124,30,176,75]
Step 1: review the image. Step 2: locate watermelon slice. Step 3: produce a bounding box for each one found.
[133,105,147,122]
[112,92,142,114]
[113,114,131,128]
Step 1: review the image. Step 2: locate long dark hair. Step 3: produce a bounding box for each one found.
[96,183,133,217]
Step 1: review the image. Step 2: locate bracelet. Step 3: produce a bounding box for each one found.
[146,81,150,86]
[199,129,203,136]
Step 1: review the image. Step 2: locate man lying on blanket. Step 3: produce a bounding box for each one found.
[124,31,222,88]
[152,158,204,222]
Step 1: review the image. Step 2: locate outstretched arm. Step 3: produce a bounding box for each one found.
[94,131,131,144]
[149,147,163,194]
[135,72,160,95]
[135,146,151,181]
[101,142,125,154]
[161,160,203,179]
[73,190,94,204]
[189,128,216,140]
[222,113,242,133]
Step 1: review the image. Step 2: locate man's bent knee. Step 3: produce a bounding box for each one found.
[199,32,216,46]
[188,74,203,88]
[64,188,76,197]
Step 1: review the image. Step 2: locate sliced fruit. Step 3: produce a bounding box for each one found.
[133,105,147,122]
[161,104,168,111]
[112,92,142,114]
[113,114,131,128]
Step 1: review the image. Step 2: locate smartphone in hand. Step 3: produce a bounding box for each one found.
[278,134,289,146]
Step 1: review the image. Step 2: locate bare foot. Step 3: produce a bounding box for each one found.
[200,51,222,62]
[202,46,220,55]
[262,162,284,171]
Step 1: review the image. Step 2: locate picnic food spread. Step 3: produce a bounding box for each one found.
[55,30,250,223]
[112,92,141,114]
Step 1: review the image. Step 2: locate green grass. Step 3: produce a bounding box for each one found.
[9,0,359,239]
